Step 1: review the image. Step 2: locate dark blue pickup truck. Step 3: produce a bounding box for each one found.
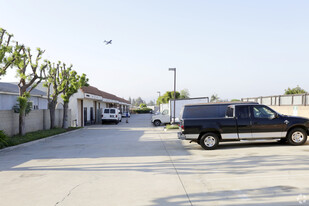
[178,103,309,150]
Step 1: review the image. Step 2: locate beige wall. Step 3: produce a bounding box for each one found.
[270,106,309,119]
[0,109,71,137]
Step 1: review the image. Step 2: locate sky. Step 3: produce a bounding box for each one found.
[1,0,309,102]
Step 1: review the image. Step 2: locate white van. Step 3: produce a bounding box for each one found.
[118,109,122,122]
[102,108,120,124]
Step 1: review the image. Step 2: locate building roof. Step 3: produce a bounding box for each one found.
[81,85,130,105]
[0,82,46,96]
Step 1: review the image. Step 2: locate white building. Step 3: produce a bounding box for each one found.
[0,82,48,110]
[0,83,130,127]
[69,85,130,127]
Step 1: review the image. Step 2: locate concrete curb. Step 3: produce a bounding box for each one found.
[0,128,84,153]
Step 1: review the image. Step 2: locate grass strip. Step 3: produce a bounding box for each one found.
[166,124,180,130]
[0,127,81,149]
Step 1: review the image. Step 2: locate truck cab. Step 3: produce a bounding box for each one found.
[226,104,288,140]
[151,109,170,126]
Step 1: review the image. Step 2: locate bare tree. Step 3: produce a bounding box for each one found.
[0,28,23,77]
[43,61,67,129]
[15,47,47,135]
[60,67,88,128]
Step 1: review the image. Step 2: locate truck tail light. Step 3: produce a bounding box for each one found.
[101,114,103,117]
[181,125,184,130]
[116,115,118,118]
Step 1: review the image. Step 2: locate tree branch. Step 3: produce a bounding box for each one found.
[0,29,5,45]
[6,34,12,47]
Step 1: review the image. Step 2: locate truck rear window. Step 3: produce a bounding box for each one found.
[110,109,116,114]
[104,109,109,113]
[182,105,228,118]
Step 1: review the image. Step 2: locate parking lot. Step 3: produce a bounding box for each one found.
[0,114,309,205]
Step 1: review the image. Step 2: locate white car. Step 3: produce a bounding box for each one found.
[102,108,120,124]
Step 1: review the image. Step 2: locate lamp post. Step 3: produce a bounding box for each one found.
[157,91,161,112]
[168,68,176,124]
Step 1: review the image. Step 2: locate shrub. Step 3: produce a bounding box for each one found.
[132,108,152,114]
[0,130,9,149]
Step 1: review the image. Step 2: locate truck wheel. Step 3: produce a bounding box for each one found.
[154,120,161,126]
[200,133,219,150]
[287,128,307,145]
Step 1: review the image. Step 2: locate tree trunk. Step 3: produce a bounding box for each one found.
[62,102,69,129]
[18,87,26,136]
[19,113,25,136]
[49,101,57,129]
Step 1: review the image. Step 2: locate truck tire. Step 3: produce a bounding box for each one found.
[200,133,219,150]
[287,128,307,145]
[154,120,161,127]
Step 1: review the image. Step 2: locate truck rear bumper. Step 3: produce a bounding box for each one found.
[178,132,199,140]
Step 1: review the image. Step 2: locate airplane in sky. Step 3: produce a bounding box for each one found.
[104,40,112,45]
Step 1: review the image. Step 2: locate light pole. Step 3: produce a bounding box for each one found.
[157,91,161,112]
[168,68,176,124]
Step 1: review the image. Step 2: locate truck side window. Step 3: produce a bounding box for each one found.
[226,106,234,118]
[162,109,168,115]
[235,106,249,119]
[252,106,275,118]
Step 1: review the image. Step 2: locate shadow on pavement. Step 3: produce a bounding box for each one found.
[0,114,189,171]
[151,186,308,206]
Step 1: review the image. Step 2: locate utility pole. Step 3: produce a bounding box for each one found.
[157,91,161,112]
[168,68,176,124]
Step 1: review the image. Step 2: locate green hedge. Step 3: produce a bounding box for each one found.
[131,108,152,114]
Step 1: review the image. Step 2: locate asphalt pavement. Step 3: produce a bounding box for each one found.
[0,114,309,206]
